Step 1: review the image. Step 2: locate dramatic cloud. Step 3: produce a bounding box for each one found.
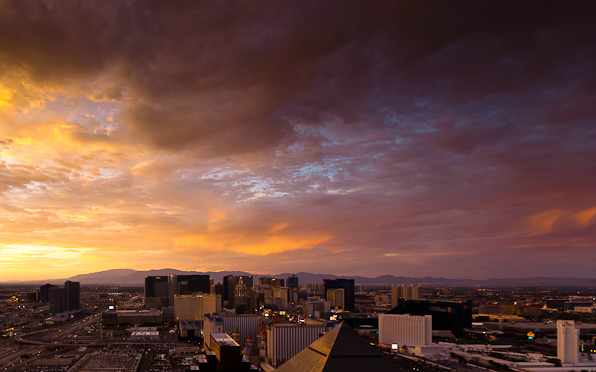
[0,0,595,280]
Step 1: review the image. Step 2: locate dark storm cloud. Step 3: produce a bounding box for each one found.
[1,0,594,156]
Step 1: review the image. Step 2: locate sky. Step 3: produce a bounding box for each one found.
[1,1,596,281]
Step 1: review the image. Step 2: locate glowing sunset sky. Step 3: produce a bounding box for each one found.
[1,1,595,281]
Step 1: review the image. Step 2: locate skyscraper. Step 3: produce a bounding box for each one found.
[323,279,355,311]
[38,283,57,302]
[177,274,210,294]
[224,275,253,309]
[327,288,345,310]
[286,274,299,290]
[48,281,81,314]
[391,285,421,307]
[234,277,248,307]
[65,281,80,311]
[48,287,63,314]
[144,276,170,309]
[145,274,212,309]
[557,320,579,364]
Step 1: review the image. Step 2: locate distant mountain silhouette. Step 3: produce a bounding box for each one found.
[5,269,596,286]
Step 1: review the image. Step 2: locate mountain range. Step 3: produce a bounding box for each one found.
[4,269,596,286]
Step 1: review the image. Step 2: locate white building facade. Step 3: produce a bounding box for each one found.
[378,314,432,347]
[557,320,579,365]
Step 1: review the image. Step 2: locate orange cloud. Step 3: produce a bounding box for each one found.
[524,210,566,235]
[575,207,596,227]
[0,83,15,107]
[174,230,332,256]
[523,207,596,236]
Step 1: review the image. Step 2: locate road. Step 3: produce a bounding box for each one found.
[16,313,101,346]
[0,313,102,372]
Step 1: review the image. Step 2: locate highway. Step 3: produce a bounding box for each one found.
[0,313,102,372]
[15,313,101,346]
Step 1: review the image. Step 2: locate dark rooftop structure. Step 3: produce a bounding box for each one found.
[274,322,398,372]
[388,298,472,336]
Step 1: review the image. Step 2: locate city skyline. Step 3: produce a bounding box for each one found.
[1,1,596,281]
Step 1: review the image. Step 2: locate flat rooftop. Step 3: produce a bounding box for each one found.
[211,333,239,347]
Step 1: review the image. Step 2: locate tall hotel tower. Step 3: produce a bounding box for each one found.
[557,320,579,365]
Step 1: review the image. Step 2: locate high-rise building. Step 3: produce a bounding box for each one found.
[168,274,178,307]
[38,283,57,302]
[145,274,211,309]
[327,288,345,310]
[174,293,219,321]
[271,278,284,288]
[307,283,325,295]
[303,300,330,318]
[177,274,211,295]
[286,275,299,290]
[224,275,253,309]
[48,287,63,314]
[323,279,355,311]
[258,277,273,288]
[144,276,170,309]
[234,277,248,307]
[265,287,291,308]
[378,314,432,347]
[65,281,80,311]
[48,281,81,314]
[557,320,579,365]
[391,285,421,307]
